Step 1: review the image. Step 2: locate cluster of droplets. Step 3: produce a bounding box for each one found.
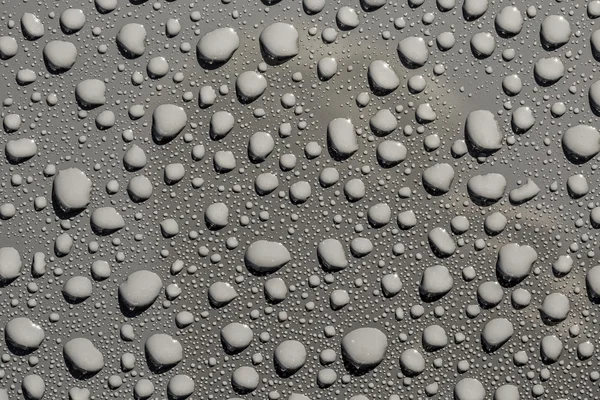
[2,0,600,399]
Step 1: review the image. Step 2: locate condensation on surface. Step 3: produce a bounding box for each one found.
[0,0,600,399]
